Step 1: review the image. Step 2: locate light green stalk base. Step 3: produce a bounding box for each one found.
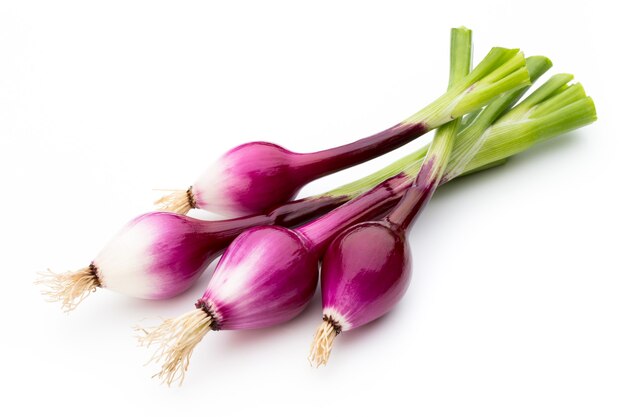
[403,46,531,129]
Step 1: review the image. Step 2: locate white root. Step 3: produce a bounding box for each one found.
[136,309,212,386]
[308,320,339,367]
[36,267,100,312]
[154,188,194,215]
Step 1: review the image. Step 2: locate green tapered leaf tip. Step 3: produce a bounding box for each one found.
[587,96,598,121]
[530,81,588,118]
[531,96,598,140]
[501,73,577,122]
[557,73,575,82]
[525,56,553,81]
[453,26,471,32]
[573,82,587,98]
[491,47,520,54]
[458,46,526,89]
[449,27,473,87]
[527,55,552,68]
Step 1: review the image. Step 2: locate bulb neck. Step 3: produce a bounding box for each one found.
[297,174,410,253]
[292,122,428,180]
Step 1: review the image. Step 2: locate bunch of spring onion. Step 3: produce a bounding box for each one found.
[135,29,596,385]
[37,27,596,387]
[39,40,532,311]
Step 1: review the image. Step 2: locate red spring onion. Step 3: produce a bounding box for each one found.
[308,30,598,366]
[156,46,530,216]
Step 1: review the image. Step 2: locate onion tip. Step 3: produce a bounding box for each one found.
[154,187,195,215]
[136,308,213,386]
[308,316,341,368]
[36,265,100,312]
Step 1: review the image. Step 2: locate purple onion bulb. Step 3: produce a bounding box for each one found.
[137,225,319,385]
[197,226,319,330]
[309,220,411,366]
[193,142,304,216]
[37,213,230,311]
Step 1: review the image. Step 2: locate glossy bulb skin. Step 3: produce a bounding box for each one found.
[193,142,304,216]
[94,212,226,299]
[320,220,411,331]
[193,175,414,330]
[199,226,319,330]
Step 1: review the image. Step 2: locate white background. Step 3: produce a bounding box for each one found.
[1,1,624,416]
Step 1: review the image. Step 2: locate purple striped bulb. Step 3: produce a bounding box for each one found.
[197,226,319,330]
[137,224,321,386]
[193,142,304,216]
[309,220,411,366]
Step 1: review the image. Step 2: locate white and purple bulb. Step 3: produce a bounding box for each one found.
[192,142,304,216]
[308,220,411,366]
[38,213,232,311]
[93,213,218,299]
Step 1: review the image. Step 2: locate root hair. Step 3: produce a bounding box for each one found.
[136,308,212,386]
[154,187,195,214]
[36,265,100,312]
[308,316,341,367]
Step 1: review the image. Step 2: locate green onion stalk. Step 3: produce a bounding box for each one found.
[321,59,596,202]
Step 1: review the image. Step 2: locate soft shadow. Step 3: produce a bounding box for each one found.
[338,310,396,348]
[434,131,584,202]
[72,257,222,331]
